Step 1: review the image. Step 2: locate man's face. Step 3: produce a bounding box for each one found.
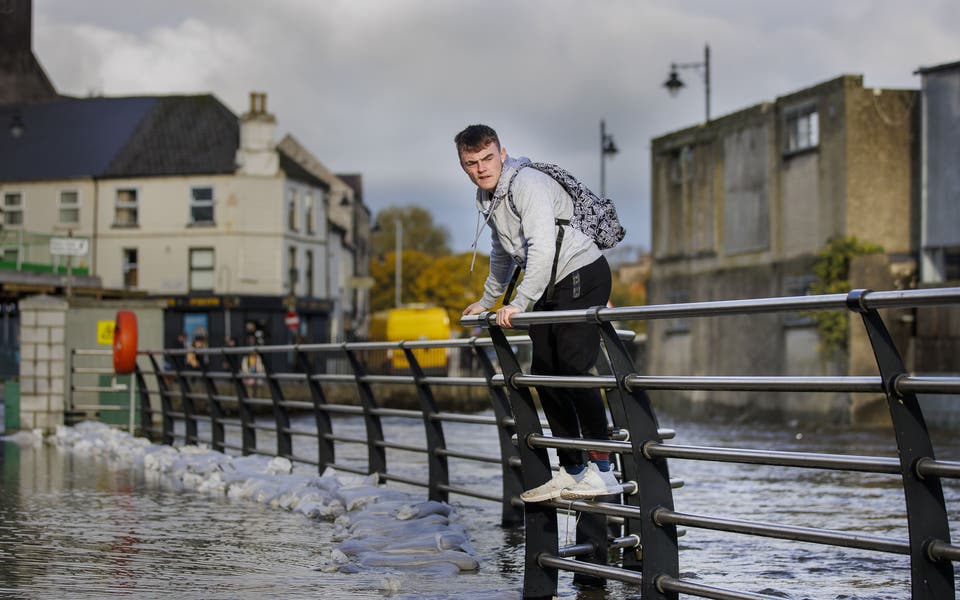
[459,142,507,192]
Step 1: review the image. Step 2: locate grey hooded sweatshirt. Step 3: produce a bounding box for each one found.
[475,155,602,311]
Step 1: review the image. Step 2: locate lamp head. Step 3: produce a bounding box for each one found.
[663,68,685,97]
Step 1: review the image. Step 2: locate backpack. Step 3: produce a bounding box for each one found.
[501,162,626,305]
[506,162,626,249]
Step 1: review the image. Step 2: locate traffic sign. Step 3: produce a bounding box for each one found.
[50,237,89,256]
[284,311,301,331]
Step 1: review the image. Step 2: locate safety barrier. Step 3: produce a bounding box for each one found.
[67,287,960,599]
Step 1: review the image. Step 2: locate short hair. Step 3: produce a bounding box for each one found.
[454,124,500,153]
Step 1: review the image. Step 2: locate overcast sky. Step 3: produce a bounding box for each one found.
[32,0,960,254]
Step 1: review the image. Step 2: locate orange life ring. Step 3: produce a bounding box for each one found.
[113,310,138,374]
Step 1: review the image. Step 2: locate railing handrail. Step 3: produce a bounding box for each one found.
[65,286,960,600]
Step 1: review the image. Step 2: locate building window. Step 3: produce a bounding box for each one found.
[59,191,80,225]
[784,106,819,154]
[665,290,691,334]
[288,246,298,294]
[783,275,816,326]
[304,192,314,235]
[305,250,314,297]
[123,248,139,288]
[924,246,960,283]
[1,247,17,263]
[2,192,23,226]
[189,248,215,292]
[114,188,139,227]
[287,189,298,231]
[190,187,214,225]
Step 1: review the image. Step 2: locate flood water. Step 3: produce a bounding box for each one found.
[2,409,959,600]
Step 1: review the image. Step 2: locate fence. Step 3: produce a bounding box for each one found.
[68,287,960,599]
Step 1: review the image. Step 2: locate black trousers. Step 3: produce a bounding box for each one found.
[529,256,611,468]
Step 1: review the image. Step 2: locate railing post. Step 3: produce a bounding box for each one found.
[401,344,449,503]
[597,319,679,599]
[223,351,256,455]
[471,339,524,527]
[259,348,292,458]
[196,352,225,452]
[848,290,955,599]
[147,354,174,445]
[343,345,387,477]
[134,363,152,438]
[294,347,335,472]
[487,324,558,600]
[167,353,200,445]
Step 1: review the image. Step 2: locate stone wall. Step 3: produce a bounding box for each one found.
[18,295,68,431]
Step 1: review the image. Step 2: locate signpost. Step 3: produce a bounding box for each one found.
[49,236,89,298]
[284,311,301,332]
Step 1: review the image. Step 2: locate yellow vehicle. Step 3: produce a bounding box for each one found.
[368,305,451,374]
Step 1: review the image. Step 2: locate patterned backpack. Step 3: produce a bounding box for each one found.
[501,161,626,304]
[506,162,626,249]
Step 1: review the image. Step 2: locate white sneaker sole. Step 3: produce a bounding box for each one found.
[559,484,623,500]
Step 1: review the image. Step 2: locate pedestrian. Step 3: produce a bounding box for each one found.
[456,124,622,502]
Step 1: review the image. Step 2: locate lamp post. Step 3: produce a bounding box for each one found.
[663,44,711,122]
[600,119,618,199]
[394,218,402,307]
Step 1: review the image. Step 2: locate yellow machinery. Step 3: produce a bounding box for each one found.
[368,305,451,374]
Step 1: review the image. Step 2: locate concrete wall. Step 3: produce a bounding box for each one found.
[17,294,165,432]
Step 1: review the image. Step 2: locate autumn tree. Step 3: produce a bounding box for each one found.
[369,250,434,312]
[410,252,493,332]
[372,206,451,257]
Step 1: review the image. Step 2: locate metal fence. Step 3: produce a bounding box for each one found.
[68,287,960,600]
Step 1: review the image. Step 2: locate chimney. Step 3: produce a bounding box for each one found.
[235,90,278,176]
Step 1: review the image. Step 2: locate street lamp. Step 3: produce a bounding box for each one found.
[600,119,618,199]
[663,43,711,122]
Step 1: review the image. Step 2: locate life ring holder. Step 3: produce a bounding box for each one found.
[113,310,138,375]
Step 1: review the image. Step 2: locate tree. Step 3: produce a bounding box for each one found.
[410,252,492,332]
[370,250,434,312]
[372,206,451,257]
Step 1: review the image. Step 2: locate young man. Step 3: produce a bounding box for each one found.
[456,124,622,502]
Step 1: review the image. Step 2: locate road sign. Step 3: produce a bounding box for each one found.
[284,311,301,331]
[50,237,89,256]
[97,320,115,345]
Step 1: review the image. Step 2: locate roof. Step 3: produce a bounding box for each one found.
[0,94,239,182]
[914,59,960,76]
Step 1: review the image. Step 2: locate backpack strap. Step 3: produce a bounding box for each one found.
[504,165,567,305]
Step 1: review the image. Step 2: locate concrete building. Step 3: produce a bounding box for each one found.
[648,74,919,421]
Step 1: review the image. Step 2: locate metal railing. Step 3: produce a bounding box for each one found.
[66,287,960,599]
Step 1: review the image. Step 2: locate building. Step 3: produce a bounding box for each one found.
[648,74,919,420]
[0,0,373,361]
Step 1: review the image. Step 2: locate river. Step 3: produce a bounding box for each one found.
[1,410,958,599]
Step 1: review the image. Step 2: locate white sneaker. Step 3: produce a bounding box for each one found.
[520,468,583,503]
[559,463,623,500]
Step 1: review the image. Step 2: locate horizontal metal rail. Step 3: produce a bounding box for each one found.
[69,285,960,600]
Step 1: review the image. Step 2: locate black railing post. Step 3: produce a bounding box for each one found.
[848,290,955,599]
[259,348,292,458]
[597,319,679,599]
[198,352,225,452]
[147,354,174,446]
[223,351,256,455]
[343,345,387,477]
[134,363,152,438]
[487,324,558,600]
[472,339,524,526]
[171,354,198,445]
[294,347,335,472]
[402,344,449,503]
